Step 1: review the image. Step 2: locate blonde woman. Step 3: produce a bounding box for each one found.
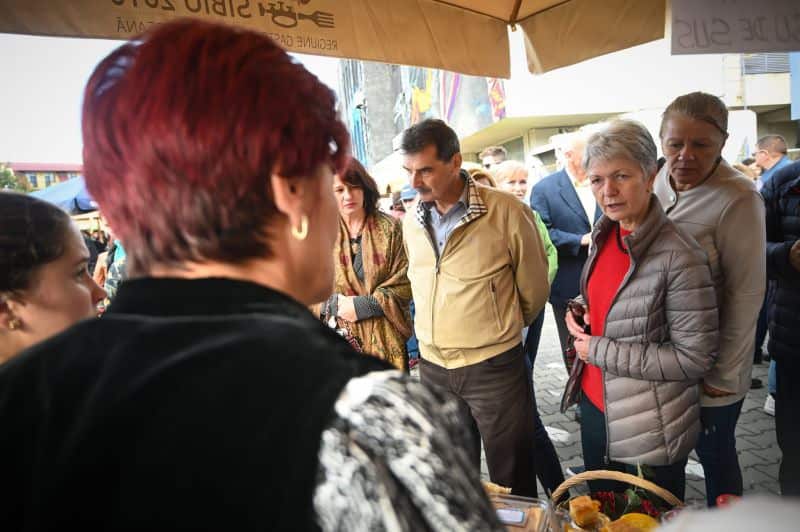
[494,159,562,496]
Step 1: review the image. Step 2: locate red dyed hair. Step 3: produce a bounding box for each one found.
[82,19,349,272]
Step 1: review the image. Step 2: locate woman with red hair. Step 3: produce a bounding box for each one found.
[0,20,502,531]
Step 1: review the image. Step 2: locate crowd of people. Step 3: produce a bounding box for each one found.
[0,18,798,530]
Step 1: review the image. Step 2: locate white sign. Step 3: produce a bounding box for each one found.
[672,0,800,55]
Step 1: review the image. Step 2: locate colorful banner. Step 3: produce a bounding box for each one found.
[791,52,800,121]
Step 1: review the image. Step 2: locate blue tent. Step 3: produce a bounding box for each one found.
[30,176,96,214]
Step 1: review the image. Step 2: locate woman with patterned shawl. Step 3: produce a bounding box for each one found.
[315,158,412,370]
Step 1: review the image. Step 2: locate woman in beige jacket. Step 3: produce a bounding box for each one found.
[565,120,719,501]
[653,92,766,506]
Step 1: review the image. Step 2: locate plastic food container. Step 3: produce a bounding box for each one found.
[490,494,552,532]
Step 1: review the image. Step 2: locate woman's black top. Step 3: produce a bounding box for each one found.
[0,277,502,531]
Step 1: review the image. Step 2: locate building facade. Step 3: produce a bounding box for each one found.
[8,162,82,191]
[338,32,797,190]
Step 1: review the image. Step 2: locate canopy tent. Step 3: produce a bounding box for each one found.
[30,176,97,214]
[71,211,107,232]
[0,0,666,78]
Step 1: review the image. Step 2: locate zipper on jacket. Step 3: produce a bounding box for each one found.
[429,223,462,343]
[424,217,470,357]
[582,226,639,463]
[602,258,637,463]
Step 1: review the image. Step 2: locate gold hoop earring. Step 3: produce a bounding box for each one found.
[8,318,21,331]
[291,215,309,241]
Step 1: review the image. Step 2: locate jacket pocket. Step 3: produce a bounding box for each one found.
[431,269,519,349]
[489,279,502,332]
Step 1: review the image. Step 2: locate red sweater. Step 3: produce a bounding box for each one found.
[582,227,631,412]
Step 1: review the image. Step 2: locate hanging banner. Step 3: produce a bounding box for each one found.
[672,0,800,55]
[791,52,800,120]
[0,0,511,78]
[0,0,668,77]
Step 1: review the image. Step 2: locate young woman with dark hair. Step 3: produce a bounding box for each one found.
[0,20,502,531]
[0,193,106,364]
[316,158,412,369]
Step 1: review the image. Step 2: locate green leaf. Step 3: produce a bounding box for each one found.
[623,488,641,513]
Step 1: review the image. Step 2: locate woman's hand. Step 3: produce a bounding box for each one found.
[337,294,358,322]
[573,334,591,361]
[565,306,591,361]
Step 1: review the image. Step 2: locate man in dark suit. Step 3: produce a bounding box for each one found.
[762,160,800,495]
[530,132,600,374]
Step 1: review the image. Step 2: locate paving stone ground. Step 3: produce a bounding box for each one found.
[416,305,782,504]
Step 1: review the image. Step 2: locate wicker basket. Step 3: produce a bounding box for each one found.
[548,470,684,531]
[551,469,683,509]
[550,469,683,508]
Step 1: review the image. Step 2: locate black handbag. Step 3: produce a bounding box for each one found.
[323,302,363,353]
[560,299,590,413]
[560,352,584,414]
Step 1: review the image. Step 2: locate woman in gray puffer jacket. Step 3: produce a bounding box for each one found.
[564,120,719,501]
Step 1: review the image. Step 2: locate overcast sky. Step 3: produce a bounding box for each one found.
[0,33,340,164]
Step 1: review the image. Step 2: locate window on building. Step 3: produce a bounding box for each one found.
[502,137,526,164]
[43,173,53,187]
[742,53,790,75]
[26,173,37,187]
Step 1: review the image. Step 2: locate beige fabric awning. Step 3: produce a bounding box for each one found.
[0,0,665,77]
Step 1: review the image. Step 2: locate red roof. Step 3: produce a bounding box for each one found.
[8,162,83,173]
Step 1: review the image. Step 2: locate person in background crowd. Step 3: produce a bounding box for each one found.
[494,160,529,201]
[531,131,601,376]
[479,145,507,170]
[493,159,563,496]
[389,191,405,220]
[399,185,421,367]
[752,137,791,376]
[91,229,108,252]
[0,193,106,365]
[753,135,792,191]
[402,118,550,497]
[733,161,759,181]
[92,228,115,289]
[0,21,503,531]
[81,230,100,277]
[528,154,548,186]
[315,158,412,370]
[468,167,497,188]
[735,154,769,378]
[103,239,127,302]
[654,91,766,506]
[761,160,800,496]
[494,160,558,351]
[565,119,718,500]
[400,184,418,211]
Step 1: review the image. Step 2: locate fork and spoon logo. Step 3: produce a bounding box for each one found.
[258,1,335,29]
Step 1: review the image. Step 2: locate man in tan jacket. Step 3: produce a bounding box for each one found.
[401,119,550,497]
